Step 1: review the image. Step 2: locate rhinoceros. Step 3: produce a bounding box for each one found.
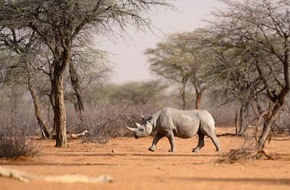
[127,107,221,153]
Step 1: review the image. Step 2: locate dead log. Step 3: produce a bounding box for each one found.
[67,130,88,140]
[52,130,89,140]
[0,166,112,183]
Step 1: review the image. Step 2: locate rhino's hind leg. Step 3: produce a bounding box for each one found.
[148,132,164,152]
[203,127,221,152]
[193,132,205,153]
[208,132,221,152]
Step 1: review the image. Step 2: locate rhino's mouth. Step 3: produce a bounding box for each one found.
[134,134,140,139]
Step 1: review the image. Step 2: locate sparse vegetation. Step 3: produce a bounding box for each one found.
[0,117,39,159]
[219,126,276,163]
[0,0,290,165]
[66,102,160,144]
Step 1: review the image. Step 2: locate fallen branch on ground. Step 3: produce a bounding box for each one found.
[255,149,274,160]
[216,132,236,137]
[0,166,113,183]
[67,130,89,140]
[224,148,274,162]
[51,130,89,140]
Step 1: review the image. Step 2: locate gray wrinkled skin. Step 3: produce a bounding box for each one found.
[127,107,221,153]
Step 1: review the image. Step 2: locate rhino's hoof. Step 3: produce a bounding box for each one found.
[216,149,222,153]
[192,148,200,153]
[148,148,155,152]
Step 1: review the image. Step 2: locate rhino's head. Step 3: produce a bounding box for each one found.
[127,115,153,139]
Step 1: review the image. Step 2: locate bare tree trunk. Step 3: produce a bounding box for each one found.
[258,102,284,149]
[48,64,57,139]
[24,60,50,139]
[234,112,238,134]
[69,61,84,113]
[53,71,67,148]
[181,81,186,110]
[237,102,248,136]
[28,79,50,139]
[49,35,71,147]
[50,102,57,139]
[195,88,202,109]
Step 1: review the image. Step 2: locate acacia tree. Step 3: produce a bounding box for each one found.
[0,25,111,139]
[205,39,265,135]
[0,27,50,138]
[68,43,112,112]
[44,42,112,138]
[176,30,213,109]
[208,0,290,149]
[145,30,210,110]
[0,0,170,147]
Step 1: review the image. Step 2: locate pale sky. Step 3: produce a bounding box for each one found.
[97,0,223,84]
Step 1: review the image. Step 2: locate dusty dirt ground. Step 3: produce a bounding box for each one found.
[1,127,290,190]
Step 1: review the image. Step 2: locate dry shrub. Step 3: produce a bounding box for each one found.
[66,103,157,144]
[219,128,274,163]
[0,118,39,159]
[224,148,274,163]
[0,135,39,159]
[219,139,258,163]
[224,149,256,163]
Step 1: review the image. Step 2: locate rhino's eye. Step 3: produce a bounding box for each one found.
[140,128,144,131]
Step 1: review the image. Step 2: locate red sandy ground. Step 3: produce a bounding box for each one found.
[0,127,290,190]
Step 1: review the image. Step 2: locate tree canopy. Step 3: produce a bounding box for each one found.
[0,0,172,147]
[145,29,212,109]
[206,0,290,148]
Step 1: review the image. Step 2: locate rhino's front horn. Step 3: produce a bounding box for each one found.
[126,126,137,132]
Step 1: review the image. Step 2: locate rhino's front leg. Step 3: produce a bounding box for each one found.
[166,131,175,152]
[148,132,164,152]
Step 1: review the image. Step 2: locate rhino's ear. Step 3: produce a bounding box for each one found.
[127,126,137,132]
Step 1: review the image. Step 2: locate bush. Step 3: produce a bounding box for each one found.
[0,135,39,159]
[66,102,159,144]
[0,118,39,159]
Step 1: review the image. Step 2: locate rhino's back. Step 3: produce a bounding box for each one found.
[156,107,202,138]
